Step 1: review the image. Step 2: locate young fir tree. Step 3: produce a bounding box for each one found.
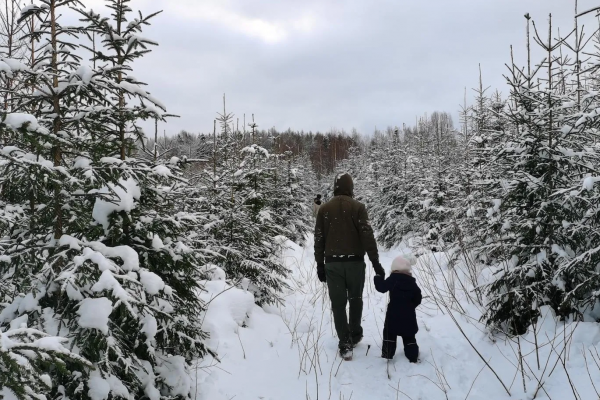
[268,149,311,244]
[0,323,92,400]
[1,1,210,398]
[0,84,96,399]
[369,128,418,249]
[336,143,370,205]
[1,0,106,371]
[480,16,600,333]
[201,106,290,305]
[412,113,461,251]
[74,1,209,397]
[455,77,509,266]
[0,0,29,113]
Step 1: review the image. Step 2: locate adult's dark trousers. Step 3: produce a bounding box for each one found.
[382,324,419,362]
[325,261,365,348]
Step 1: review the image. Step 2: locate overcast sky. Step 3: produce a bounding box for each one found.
[87,0,600,136]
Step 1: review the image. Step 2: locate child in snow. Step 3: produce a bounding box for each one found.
[374,255,422,362]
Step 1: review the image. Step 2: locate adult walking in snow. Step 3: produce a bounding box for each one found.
[314,173,384,360]
[313,194,322,217]
[375,255,422,362]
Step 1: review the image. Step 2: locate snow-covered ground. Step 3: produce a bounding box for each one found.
[194,236,600,400]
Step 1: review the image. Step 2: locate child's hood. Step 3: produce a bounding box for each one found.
[388,272,417,289]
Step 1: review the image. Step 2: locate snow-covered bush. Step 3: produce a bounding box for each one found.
[0,325,90,400]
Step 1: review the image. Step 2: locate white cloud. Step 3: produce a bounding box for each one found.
[166,0,318,43]
[292,15,317,34]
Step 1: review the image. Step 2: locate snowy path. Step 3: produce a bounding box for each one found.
[194,236,600,400]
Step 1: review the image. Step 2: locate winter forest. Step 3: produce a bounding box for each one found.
[1,0,600,399]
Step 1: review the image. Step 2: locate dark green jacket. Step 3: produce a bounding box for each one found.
[314,174,379,264]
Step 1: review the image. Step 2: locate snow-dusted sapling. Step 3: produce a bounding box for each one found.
[0,325,91,400]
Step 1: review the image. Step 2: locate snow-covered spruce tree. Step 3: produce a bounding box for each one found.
[0,324,92,400]
[293,149,321,204]
[336,143,370,205]
[481,16,600,333]
[0,6,102,386]
[409,113,461,252]
[201,107,290,305]
[454,76,510,265]
[552,23,600,320]
[0,0,89,302]
[399,118,436,248]
[235,133,292,304]
[366,116,460,252]
[73,2,210,397]
[417,112,462,251]
[0,1,25,114]
[0,117,95,396]
[368,128,418,249]
[357,133,385,207]
[268,150,311,244]
[1,2,209,398]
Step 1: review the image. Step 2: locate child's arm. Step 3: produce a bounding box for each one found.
[374,275,389,293]
[412,285,422,307]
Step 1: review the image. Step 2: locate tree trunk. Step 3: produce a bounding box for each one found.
[50,0,63,242]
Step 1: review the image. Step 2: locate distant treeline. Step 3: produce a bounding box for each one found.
[145,127,369,180]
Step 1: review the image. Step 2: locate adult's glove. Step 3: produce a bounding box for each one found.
[317,263,326,283]
[372,261,385,277]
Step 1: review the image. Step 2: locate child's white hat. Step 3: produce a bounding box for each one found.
[391,256,412,273]
[391,254,417,273]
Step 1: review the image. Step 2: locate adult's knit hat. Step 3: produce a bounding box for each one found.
[333,173,354,197]
[391,256,412,273]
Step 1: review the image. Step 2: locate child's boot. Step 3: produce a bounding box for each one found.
[402,336,419,363]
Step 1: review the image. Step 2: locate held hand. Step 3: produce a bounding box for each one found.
[373,262,385,277]
[317,263,326,283]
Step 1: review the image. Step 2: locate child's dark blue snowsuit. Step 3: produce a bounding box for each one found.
[374,272,422,361]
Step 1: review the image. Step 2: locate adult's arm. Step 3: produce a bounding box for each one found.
[314,208,326,264]
[357,204,379,263]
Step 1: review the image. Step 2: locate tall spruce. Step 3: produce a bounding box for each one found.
[1,1,210,398]
[199,105,291,305]
[475,15,600,333]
